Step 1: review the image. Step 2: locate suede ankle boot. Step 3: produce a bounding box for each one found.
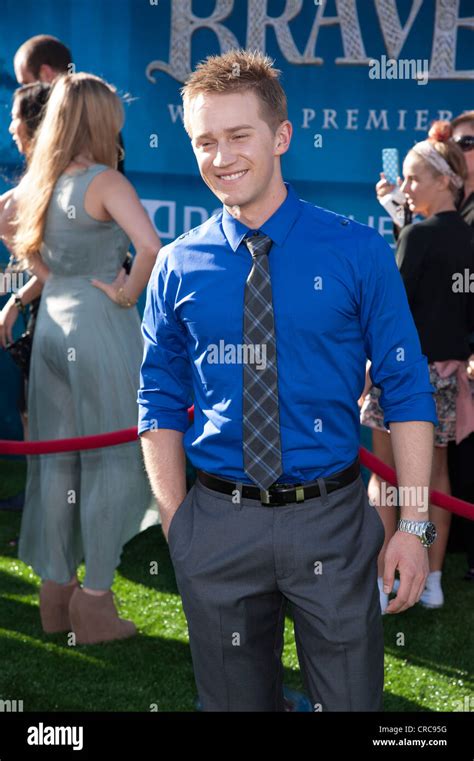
[68,587,137,645]
[39,579,80,633]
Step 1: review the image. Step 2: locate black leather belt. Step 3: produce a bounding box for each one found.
[196,458,360,506]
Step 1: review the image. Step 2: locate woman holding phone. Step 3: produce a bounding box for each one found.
[362,121,474,612]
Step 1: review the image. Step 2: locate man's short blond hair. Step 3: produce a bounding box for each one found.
[181,49,288,137]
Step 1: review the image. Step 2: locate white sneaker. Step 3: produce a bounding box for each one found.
[391,574,443,608]
[377,577,388,614]
[419,571,444,609]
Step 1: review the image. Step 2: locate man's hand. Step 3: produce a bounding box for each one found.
[140,429,187,546]
[387,420,433,612]
[382,530,429,614]
[161,498,186,543]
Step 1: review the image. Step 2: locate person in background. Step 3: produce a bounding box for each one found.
[0,82,51,439]
[449,111,474,582]
[9,72,161,644]
[451,111,474,226]
[14,34,126,176]
[375,113,474,587]
[2,37,130,442]
[14,34,72,85]
[363,121,474,612]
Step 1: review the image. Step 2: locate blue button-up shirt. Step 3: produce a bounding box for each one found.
[137,182,437,483]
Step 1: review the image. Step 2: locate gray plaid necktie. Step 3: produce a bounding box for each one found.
[242,231,283,490]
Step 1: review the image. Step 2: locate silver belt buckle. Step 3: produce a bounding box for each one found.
[260,485,306,505]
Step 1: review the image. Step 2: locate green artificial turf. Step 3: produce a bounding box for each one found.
[0,458,472,712]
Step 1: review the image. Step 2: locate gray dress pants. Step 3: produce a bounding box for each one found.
[168,470,385,712]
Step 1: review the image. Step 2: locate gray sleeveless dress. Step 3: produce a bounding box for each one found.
[18,164,158,590]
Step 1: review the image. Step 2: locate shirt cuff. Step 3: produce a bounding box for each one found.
[138,409,191,435]
[382,392,438,429]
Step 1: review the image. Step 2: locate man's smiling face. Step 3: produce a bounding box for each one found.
[188,90,282,214]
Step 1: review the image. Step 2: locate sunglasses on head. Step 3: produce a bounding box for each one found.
[454,135,474,152]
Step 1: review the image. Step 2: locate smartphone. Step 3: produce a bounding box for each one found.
[382,148,400,185]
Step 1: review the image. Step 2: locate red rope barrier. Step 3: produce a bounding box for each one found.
[0,405,472,519]
[0,406,196,455]
[359,447,474,521]
[0,427,137,455]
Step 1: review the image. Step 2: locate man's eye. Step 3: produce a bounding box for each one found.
[233,134,248,140]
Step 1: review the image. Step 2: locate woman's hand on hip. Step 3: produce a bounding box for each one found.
[90,267,128,305]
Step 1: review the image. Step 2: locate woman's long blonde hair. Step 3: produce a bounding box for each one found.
[13,72,124,263]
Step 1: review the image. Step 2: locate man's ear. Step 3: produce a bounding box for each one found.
[275,120,292,155]
[39,63,57,83]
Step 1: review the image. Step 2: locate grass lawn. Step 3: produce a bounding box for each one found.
[0,458,473,712]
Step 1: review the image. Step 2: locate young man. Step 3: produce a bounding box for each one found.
[14,34,72,85]
[138,50,438,712]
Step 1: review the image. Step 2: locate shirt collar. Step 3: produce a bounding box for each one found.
[222,182,301,252]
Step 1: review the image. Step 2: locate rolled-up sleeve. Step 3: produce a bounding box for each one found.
[137,250,192,435]
[359,228,438,429]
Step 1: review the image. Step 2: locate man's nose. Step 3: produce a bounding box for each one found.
[213,144,234,167]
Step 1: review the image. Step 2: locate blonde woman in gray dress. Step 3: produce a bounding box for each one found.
[11,72,162,644]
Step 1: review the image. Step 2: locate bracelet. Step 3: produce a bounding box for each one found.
[116,287,137,308]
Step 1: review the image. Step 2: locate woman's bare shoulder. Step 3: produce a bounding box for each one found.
[97,166,129,182]
[90,167,135,199]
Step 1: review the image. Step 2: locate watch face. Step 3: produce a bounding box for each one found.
[423,522,437,545]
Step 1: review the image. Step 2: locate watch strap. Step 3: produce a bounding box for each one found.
[398,519,427,536]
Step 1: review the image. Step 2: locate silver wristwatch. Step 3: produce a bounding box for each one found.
[397,519,437,547]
